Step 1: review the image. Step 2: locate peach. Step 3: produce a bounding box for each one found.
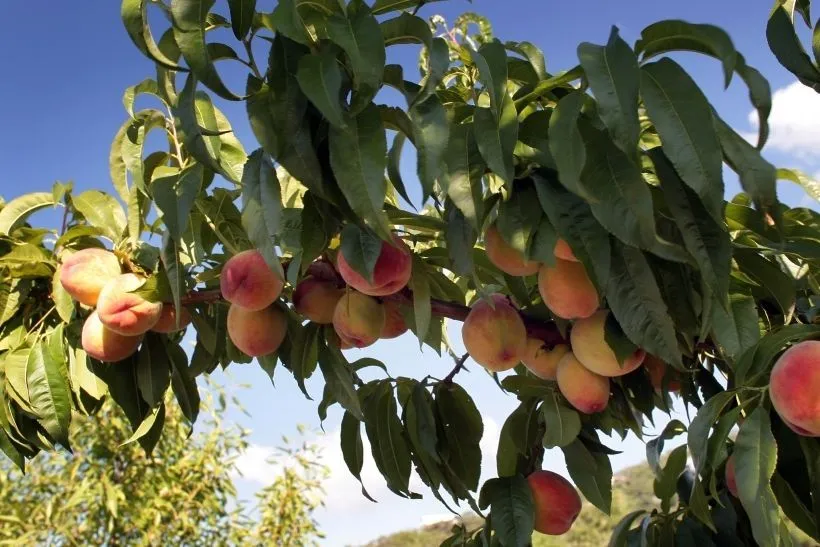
[82,311,142,363]
[570,310,646,377]
[96,274,163,336]
[59,248,121,306]
[220,250,284,311]
[380,300,408,339]
[150,305,192,333]
[292,277,344,324]
[725,455,738,497]
[770,340,820,437]
[484,224,540,276]
[462,294,528,372]
[332,291,386,348]
[337,234,412,296]
[227,304,287,357]
[521,339,570,381]
[527,470,582,535]
[556,352,610,414]
[644,354,681,393]
[537,260,598,320]
[553,238,578,262]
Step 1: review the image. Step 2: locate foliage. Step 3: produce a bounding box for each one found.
[0,388,326,545]
[1,0,820,545]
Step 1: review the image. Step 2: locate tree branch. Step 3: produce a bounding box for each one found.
[443,352,469,383]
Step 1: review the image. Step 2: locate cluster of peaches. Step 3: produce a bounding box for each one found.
[59,248,191,362]
[463,223,680,416]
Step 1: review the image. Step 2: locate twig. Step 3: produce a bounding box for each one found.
[443,352,469,383]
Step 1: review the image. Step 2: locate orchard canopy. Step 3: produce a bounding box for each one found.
[2,0,820,544]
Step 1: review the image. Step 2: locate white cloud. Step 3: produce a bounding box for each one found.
[232,443,282,486]
[746,81,820,161]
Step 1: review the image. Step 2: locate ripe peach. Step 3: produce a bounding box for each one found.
[527,470,582,535]
[380,300,408,339]
[770,340,820,437]
[556,352,610,414]
[644,354,681,393]
[725,455,738,497]
[521,339,570,381]
[337,234,412,297]
[96,274,163,336]
[227,304,287,357]
[82,311,142,363]
[484,224,540,276]
[570,310,645,377]
[220,250,284,311]
[150,306,192,333]
[59,248,121,306]
[332,291,386,348]
[553,239,578,262]
[292,277,344,324]
[462,294,528,372]
[537,260,598,320]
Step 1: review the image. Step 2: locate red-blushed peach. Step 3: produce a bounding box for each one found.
[570,310,646,377]
[462,294,528,372]
[227,304,287,357]
[484,224,540,276]
[521,338,570,381]
[537,260,598,320]
[292,277,345,324]
[527,470,582,535]
[725,455,738,497]
[332,291,386,348]
[337,234,412,297]
[769,340,820,437]
[82,311,142,362]
[556,352,610,414]
[380,300,408,339]
[644,354,681,393]
[220,250,284,311]
[150,306,192,333]
[96,274,163,336]
[553,238,579,262]
[59,248,121,306]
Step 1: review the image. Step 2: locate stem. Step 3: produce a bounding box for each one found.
[59,205,69,236]
[443,352,469,383]
[243,38,263,79]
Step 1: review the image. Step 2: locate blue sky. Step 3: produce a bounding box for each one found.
[1,1,819,545]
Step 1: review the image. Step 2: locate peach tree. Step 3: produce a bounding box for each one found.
[1,0,819,544]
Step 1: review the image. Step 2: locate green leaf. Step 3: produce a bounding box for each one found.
[371,0,445,15]
[439,123,485,230]
[470,39,508,115]
[363,381,412,497]
[772,472,818,540]
[405,383,441,465]
[435,382,483,491]
[562,436,613,514]
[480,476,534,547]
[714,116,779,219]
[735,56,772,149]
[409,96,449,203]
[339,224,383,284]
[646,419,687,477]
[541,395,582,448]
[25,328,71,448]
[608,510,647,547]
[168,342,199,423]
[161,233,185,325]
[171,0,241,100]
[444,202,477,276]
[52,268,75,324]
[548,93,590,199]
[579,122,656,250]
[710,291,760,360]
[318,341,363,420]
[341,411,376,501]
[72,190,127,242]
[734,249,796,319]
[655,443,688,501]
[153,163,204,243]
[228,0,255,40]
[606,241,681,367]
[136,333,171,408]
[767,6,820,87]
[296,47,346,128]
[121,402,165,451]
[290,322,320,398]
[409,256,431,345]
[640,58,724,224]
[330,103,388,228]
[578,27,641,154]
[241,149,284,278]
[122,78,165,118]
[652,148,730,306]
[734,407,780,547]
[496,185,542,258]
[325,2,385,113]
[497,401,539,477]
[380,12,432,48]
[734,324,820,387]
[121,0,187,71]
[687,391,734,472]
[777,168,820,202]
[474,96,518,186]
[0,192,56,236]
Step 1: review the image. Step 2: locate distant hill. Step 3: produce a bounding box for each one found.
[359,461,815,547]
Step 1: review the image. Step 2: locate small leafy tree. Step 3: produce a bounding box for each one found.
[1,0,820,544]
